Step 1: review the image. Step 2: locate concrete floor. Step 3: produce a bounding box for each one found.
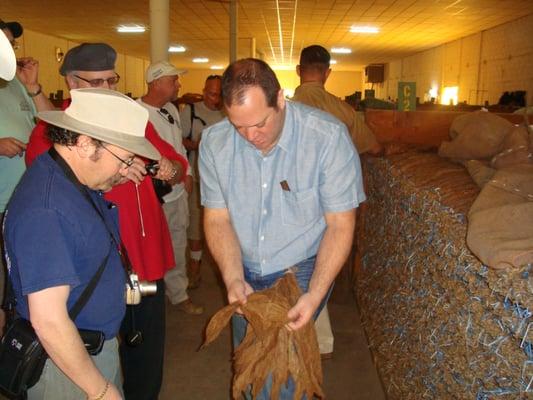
[159,256,386,400]
[0,256,385,400]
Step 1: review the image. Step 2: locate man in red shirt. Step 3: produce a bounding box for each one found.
[26,43,188,400]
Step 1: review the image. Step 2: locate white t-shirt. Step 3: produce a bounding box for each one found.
[180,101,224,180]
[137,99,190,203]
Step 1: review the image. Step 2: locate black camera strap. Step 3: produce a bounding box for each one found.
[4,247,110,322]
[48,147,135,281]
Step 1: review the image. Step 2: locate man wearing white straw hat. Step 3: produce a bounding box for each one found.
[3,88,160,400]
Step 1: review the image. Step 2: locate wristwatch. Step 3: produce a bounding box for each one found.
[26,84,42,98]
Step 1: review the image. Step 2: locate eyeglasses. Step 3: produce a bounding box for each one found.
[101,145,134,168]
[157,108,175,125]
[74,73,120,87]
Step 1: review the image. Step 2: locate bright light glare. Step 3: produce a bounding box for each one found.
[210,65,224,70]
[117,25,145,33]
[350,26,379,34]
[168,45,186,53]
[331,47,352,54]
[284,88,295,98]
[441,86,458,105]
[192,58,209,63]
[330,59,337,64]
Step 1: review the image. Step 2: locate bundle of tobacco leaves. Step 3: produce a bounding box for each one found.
[202,273,324,400]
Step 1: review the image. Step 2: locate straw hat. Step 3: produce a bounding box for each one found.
[39,88,160,160]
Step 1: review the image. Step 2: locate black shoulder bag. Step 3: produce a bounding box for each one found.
[0,246,110,399]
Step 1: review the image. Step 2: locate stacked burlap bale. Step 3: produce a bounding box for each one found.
[357,150,533,399]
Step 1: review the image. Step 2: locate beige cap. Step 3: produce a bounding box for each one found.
[145,60,186,83]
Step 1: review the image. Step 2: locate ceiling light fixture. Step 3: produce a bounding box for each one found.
[117,25,145,33]
[350,26,379,34]
[192,58,209,63]
[331,47,352,54]
[168,45,186,53]
[330,59,337,64]
[210,65,224,70]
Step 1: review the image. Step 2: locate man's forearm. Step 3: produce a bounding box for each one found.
[34,318,108,397]
[308,209,356,302]
[24,83,56,112]
[203,208,244,288]
[29,288,110,398]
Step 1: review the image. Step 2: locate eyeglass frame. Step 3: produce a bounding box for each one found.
[157,108,175,125]
[101,144,135,168]
[74,73,121,87]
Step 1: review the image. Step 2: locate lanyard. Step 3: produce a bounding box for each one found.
[48,147,134,279]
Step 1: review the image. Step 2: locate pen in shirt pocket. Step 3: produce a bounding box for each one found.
[280,180,291,191]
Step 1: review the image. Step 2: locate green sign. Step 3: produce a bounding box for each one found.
[398,82,416,111]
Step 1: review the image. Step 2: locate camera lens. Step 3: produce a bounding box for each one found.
[145,161,160,177]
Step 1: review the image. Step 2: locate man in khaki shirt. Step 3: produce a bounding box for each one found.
[293,45,382,155]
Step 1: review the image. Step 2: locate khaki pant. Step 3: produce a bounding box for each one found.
[162,194,190,304]
[315,305,334,354]
[187,180,203,241]
[28,338,122,400]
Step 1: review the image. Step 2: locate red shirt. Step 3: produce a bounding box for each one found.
[26,101,188,281]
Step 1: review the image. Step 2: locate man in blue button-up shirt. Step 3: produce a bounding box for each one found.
[199,58,365,398]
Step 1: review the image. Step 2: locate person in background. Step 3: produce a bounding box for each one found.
[4,87,161,400]
[138,61,204,315]
[0,17,54,332]
[199,58,365,399]
[293,44,382,155]
[293,44,383,359]
[180,74,224,288]
[25,43,188,400]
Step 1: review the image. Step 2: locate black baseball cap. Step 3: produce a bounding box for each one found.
[299,45,331,67]
[59,43,117,76]
[0,19,23,38]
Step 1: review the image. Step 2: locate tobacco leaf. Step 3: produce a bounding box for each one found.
[203,273,324,400]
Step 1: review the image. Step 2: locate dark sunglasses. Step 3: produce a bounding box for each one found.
[74,73,121,87]
[158,108,175,125]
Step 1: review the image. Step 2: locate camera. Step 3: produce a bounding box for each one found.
[125,273,157,305]
[145,161,160,177]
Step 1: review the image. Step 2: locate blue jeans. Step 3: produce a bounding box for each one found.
[232,255,332,400]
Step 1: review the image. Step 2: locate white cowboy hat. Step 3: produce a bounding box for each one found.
[0,29,16,80]
[38,88,160,160]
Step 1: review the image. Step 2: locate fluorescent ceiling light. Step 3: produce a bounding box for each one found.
[331,47,352,54]
[168,45,186,53]
[117,25,145,33]
[192,58,209,63]
[330,59,337,64]
[350,26,379,34]
[210,65,224,70]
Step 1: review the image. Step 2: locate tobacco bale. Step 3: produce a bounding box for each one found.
[203,273,323,400]
[357,150,533,399]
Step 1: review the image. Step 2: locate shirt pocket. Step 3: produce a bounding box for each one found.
[281,187,320,226]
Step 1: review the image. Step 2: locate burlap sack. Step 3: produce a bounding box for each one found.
[438,111,512,160]
[467,163,533,269]
[490,125,531,169]
[202,273,324,400]
[463,160,495,188]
